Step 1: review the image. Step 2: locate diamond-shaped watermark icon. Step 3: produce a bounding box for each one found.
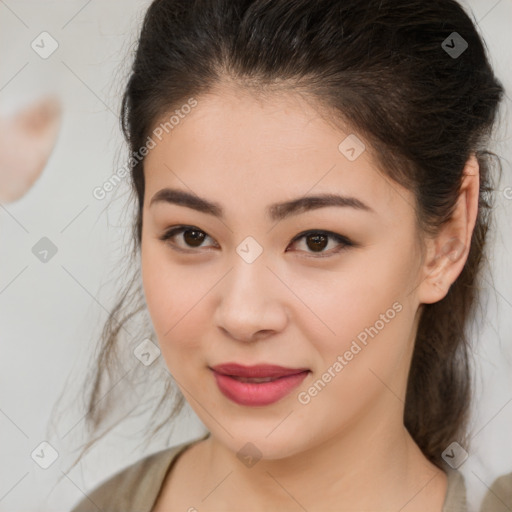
[134,338,161,366]
[442,441,468,469]
[441,32,468,59]
[338,134,366,161]
[31,31,59,59]
[237,442,262,468]
[32,237,58,263]
[236,236,263,264]
[31,441,59,469]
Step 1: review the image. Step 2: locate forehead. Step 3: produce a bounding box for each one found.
[143,88,415,225]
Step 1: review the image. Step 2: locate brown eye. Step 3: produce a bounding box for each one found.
[182,229,206,247]
[159,226,215,250]
[288,230,353,258]
[305,233,328,252]
[159,226,354,258]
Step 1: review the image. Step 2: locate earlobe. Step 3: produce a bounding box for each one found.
[416,154,480,305]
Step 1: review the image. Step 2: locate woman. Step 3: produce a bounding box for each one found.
[67,0,507,510]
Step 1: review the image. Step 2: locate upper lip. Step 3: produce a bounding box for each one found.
[210,363,310,379]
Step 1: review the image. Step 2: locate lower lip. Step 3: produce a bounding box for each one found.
[212,370,309,406]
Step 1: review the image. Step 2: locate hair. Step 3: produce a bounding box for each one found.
[58,0,505,476]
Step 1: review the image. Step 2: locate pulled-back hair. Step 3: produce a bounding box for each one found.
[60,0,504,475]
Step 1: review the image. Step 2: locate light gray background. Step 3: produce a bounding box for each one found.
[0,1,511,511]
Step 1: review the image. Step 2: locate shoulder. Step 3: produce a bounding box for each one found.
[69,435,208,512]
[442,467,468,512]
[479,471,512,512]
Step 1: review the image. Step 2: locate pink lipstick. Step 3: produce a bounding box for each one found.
[210,363,310,406]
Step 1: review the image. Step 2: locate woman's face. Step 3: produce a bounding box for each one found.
[141,86,427,459]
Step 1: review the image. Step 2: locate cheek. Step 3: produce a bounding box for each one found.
[291,245,417,357]
[288,252,419,421]
[140,239,212,363]
[292,268,415,433]
[141,242,172,333]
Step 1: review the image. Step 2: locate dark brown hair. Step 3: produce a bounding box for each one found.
[58,0,505,476]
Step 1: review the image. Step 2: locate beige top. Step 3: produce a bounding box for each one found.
[479,472,512,512]
[69,432,471,512]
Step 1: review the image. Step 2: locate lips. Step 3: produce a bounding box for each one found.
[210,363,310,380]
[209,363,310,406]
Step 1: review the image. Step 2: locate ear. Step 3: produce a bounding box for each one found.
[417,154,480,305]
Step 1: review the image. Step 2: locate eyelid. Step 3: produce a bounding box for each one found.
[159,225,354,257]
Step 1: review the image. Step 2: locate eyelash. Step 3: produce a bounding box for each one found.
[158,225,354,259]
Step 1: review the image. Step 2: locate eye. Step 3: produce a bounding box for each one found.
[287,230,354,258]
[159,225,217,252]
[159,226,354,258]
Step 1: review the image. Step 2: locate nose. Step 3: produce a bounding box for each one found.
[213,257,289,343]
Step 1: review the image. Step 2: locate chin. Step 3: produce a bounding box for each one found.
[209,422,311,462]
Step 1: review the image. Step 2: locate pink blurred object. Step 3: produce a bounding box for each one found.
[0,96,62,203]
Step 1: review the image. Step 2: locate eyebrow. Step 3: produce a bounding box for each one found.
[149,187,374,221]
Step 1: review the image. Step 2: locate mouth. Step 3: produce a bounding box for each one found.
[209,363,311,406]
[227,376,282,383]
